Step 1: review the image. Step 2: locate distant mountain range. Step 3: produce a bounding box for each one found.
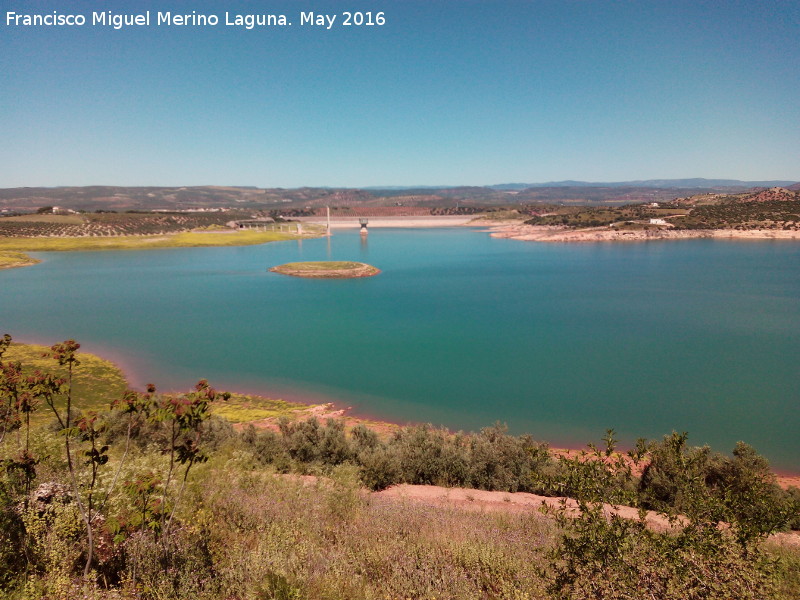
[0,179,797,212]
[368,179,796,191]
[492,179,797,190]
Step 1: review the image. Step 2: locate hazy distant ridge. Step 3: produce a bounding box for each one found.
[489,178,797,190]
[1,179,798,212]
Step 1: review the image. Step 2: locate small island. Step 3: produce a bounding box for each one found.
[269,261,380,278]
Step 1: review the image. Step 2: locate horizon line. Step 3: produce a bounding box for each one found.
[2,177,799,190]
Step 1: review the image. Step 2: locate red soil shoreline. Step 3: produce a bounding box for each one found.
[9,336,800,485]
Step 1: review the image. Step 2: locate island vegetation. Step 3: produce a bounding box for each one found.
[0,335,798,599]
[270,261,381,278]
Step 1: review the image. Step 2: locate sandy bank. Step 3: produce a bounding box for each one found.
[490,224,800,243]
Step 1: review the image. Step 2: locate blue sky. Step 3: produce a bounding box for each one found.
[1,0,798,187]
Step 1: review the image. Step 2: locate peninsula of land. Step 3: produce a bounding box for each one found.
[480,186,800,243]
[0,250,40,270]
[486,223,800,243]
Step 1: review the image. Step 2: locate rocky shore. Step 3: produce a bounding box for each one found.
[488,224,800,243]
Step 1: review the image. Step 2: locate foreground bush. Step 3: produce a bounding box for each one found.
[243,420,556,493]
[639,433,794,541]
[548,504,779,600]
[544,436,787,600]
[1,335,798,599]
[242,420,799,539]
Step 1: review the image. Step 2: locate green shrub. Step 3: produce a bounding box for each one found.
[317,419,352,465]
[356,445,399,491]
[391,425,470,487]
[786,487,800,530]
[242,425,288,466]
[467,423,551,492]
[720,442,794,540]
[638,433,792,540]
[533,430,638,505]
[546,502,778,600]
[350,423,379,452]
[0,481,25,591]
[278,417,353,466]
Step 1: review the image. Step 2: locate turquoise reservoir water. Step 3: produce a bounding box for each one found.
[1,229,798,470]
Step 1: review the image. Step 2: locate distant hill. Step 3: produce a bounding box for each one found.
[1,179,797,213]
[747,187,799,203]
[671,186,800,207]
[490,178,797,190]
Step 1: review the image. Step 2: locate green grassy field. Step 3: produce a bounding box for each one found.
[4,343,128,420]
[211,393,308,423]
[0,229,307,253]
[0,227,328,269]
[2,342,310,428]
